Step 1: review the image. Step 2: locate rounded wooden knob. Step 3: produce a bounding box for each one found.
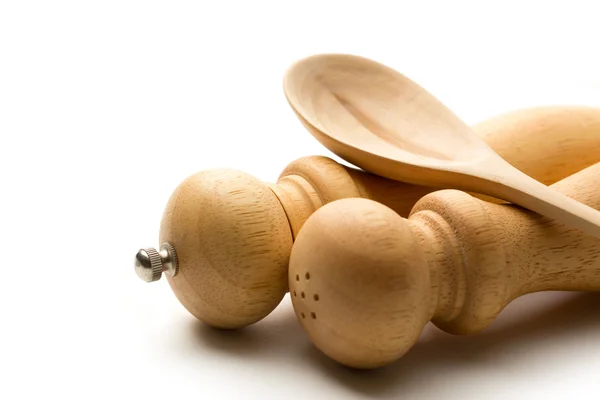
[159,169,293,329]
[289,199,430,368]
[289,162,600,368]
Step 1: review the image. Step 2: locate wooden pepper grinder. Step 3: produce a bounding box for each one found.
[289,160,600,369]
[134,107,600,329]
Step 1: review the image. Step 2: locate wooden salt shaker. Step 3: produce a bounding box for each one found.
[289,160,600,369]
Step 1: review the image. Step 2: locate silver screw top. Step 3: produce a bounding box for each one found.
[134,243,179,282]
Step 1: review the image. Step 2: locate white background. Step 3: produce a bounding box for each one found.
[1,1,600,399]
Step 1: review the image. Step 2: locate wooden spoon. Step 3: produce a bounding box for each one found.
[283,53,600,238]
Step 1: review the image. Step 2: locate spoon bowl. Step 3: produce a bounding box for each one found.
[284,53,600,238]
[284,54,491,185]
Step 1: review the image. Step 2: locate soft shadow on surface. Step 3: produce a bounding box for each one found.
[300,292,600,397]
[178,297,313,364]
[190,307,307,359]
[178,292,600,397]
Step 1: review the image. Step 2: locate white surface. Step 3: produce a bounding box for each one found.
[1,1,600,399]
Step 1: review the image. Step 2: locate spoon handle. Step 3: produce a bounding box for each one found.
[479,158,600,238]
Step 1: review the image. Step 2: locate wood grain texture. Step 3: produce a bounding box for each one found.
[474,106,600,183]
[284,53,600,238]
[160,170,292,329]
[289,162,600,369]
[159,107,600,329]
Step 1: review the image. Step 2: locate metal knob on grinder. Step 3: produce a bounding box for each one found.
[134,243,179,283]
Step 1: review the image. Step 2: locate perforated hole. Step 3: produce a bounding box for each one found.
[305,272,310,280]
[301,312,306,319]
[293,291,297,297]
[311,312,316,319]
[313,294,319,301]
[296,274,299,282]
[301,292,305,299]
